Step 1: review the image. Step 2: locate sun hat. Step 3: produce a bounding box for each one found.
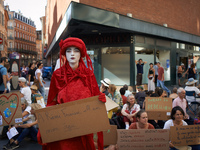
[137,86,144,90]
[186,78,197,86]
[30,85,38,91]
[101,78,111,87]
[18,77,26,83]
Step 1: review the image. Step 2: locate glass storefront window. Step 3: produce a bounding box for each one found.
[102,47,130,85]
[156,49,170,81]
[135,47,154,84]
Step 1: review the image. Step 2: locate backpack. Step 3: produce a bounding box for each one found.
[0,66,4,85]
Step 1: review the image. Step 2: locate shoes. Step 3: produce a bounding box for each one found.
[4,142,19,150]
[3,141,11,149]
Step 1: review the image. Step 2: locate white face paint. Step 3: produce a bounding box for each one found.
[65,46,81,65]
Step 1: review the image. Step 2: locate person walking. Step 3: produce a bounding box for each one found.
[157,62,170,96]
[135,59,147,85]
[0,57,8,94]
[27,63,35,86]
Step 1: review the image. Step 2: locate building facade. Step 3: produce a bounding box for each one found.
[6,6,37,66]
[36,30,42,60]
[0,0,9,57]
[44,0,200,86]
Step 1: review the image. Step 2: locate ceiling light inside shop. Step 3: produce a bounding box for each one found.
[92,30,98,32]
[135,46,144,51]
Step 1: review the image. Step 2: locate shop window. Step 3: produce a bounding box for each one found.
[135,46,154,84]
[156,49,170,81]
[102,47,130,85]
[180,44,185,49]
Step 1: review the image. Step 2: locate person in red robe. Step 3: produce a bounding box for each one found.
[37,37,106,150]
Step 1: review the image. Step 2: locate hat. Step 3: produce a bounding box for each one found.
[101,78,111,87]
[30,85,38,90]
[181,63,184,66]
[137,86,144,90]
[18,77,26,83]
[186,78,197,85]
[59,37,87,58]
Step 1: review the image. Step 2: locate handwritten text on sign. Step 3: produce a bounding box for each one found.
[117,129,169,150]
[35,96,110,143]
[170,125,200,146]
[145,97,172,111]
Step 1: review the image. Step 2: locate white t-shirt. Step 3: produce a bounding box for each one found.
[122,103,140,114]
[23,107,32,124]
[184,86,200,102]
[21,86,32,106]
[124,90,132,97]
[35,68,43,80]
[163,119,188,129]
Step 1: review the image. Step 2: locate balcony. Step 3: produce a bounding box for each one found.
[7,26,13,30]
[14,48,38,55]
[8,36,14,40]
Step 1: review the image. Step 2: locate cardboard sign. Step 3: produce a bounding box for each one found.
[0,92,22,126]
[170,125,200,146]
[105,96,119,111]
[117,129,169,150]
[94,125,117,146]
[35,96,110,143]
[145,97,172,120]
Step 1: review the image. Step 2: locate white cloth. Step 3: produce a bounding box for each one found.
[184,86,200,103]
[163,119,188,129]
[54,59,60,71]
[124,90,132,97]
[122,103,140,114]
[21,87,32,106]
[35,69,43,80]
[148,77,155,91]
[23,106,32,124]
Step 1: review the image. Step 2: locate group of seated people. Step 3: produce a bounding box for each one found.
[2,77,45,150]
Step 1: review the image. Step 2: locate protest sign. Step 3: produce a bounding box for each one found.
[94,125,117,146]
[35,96,110,143]
[170,125,200,146]
[0,92,22,126]
[117,129,169,150]
[145,97,172,120]
[105,96,119,111]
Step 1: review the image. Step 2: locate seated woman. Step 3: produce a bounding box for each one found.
[163,106,200,150]
[129,110,154,129]
[4,103,42,150]
[121,94,140,129]
[30,85,46,108]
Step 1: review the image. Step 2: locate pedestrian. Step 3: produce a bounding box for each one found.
[177,63,185,86]
[135,59,147,85]
[27,63,35,86]
[0,57,8,94]
[153,62,158,87]
[4,62,12,93]
[37,37,106,150]
[100,78,111,96]
[148,63,155,91]
[157,62,170,96]
[35,63,46,99]
[21,65,27,78]
[184,63,196,79]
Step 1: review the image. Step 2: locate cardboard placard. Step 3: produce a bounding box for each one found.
[35,96,110,143]
[145,97,172,120]
[105,96,119,111]
[94,125,117,146]
[170,125,200,146]
[0,92,22,126]
[117,129,169,150]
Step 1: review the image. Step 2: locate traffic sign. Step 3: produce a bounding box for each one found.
[0,38,3,44]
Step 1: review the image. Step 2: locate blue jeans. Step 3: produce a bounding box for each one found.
[157,80,170,93]
[39,82,45,99]
[13,127,38,143]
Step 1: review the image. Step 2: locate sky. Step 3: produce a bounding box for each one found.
[4,0,47,30]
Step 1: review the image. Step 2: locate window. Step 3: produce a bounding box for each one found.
[23,26,24,30]
[14,31,16,37]
[10,22,12,26]
[17,32,19,38]
[23,34,24,39]
[20,25,21,29]
[17,23,19,28]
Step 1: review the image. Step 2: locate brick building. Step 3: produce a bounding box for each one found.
[0,0,9,57]
[36,30,42,60]
[6,6,37,66]
[44,0,200,86]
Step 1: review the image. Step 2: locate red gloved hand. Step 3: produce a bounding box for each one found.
[98,92,106,103]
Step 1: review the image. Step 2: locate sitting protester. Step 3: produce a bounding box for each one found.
[129,109,154,129]
[169,87,178,100]
[100,78,111,96]
[194,109,200,124]
[4,103,42,150]
[120,87,127,105]
[121,94,140,129]
[30,85,45,108]
[135,86,146,109]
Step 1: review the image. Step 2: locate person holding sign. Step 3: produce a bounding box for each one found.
[37,37,106,150]
[121,94,140,129]
[129,110,154,129]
